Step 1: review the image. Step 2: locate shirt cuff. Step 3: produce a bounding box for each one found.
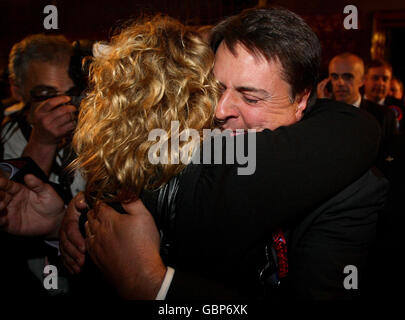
[155,266,175,300]
[44,240,60,255]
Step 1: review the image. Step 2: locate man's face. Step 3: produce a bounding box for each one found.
[364,66,392,103]
[213,42,308,132]
[14,60,74,108]
[389,79,403,100]
[329,57,363,105]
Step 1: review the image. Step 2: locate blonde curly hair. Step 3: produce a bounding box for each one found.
[72,16,219,206]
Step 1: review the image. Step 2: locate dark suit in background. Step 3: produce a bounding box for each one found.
[385,96,405,135]
[360,98,398,173]
[287,168,388,300]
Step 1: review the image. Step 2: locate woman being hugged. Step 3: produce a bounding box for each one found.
[73,15,219,208]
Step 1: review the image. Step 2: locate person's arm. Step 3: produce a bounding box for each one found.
[166,99,381,289]
[85,199,246,300]
[22,96,76,175]
[165,269,245,300]
[86,99,381,299]
[85,200,166,299]
[195,99,380,233]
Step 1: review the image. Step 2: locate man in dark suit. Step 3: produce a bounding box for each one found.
[323,55,405,300]
[364,60,404,131]
[364,60,394,105]
[0,9,388,300]
[324,52,364,107]
[363,62,405,301]
[319,53,398,173]
[70,9,387,300]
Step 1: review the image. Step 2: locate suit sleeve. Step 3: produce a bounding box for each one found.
[194,100,381,231]
[166,270,245,300]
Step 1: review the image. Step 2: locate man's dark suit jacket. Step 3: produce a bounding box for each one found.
[148,99,387,300]
[360,98,398,139]
[165,169,388,301]
[360,99,398,169]
[385,96,405,135]
[287,168,388,300]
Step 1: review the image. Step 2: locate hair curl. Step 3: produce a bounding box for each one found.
[72,16,218,206]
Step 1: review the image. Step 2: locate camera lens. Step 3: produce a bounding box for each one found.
[30,86,59,102]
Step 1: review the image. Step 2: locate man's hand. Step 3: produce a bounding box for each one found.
[29,95,77,146]
[86,200,166,299]
[0,174,65,238]
[24,96,77,175]
[317,77,333,99]
[60,193,87,274]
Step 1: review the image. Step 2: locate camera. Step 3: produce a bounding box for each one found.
[325,80,333,95]
[29,85,84,108]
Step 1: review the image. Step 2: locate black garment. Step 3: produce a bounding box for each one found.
[385,96,405,135]
[366,119,405,302]
[165,171,388,301]
[360,98,398,173]
[0,231,64,297]
[0,106,76,203]
[287,168,388,300]
[361,98,398,139]
[75,99,382,299]
[142,99,385,300]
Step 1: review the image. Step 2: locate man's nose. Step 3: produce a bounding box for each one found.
[215,89,238,122]
[376,77,385,86]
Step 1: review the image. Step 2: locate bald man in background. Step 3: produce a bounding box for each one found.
[318,53,405,300]
[318,53,397,173]
[328,53,364,106]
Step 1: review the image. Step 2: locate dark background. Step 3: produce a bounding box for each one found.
[1,0,405,81]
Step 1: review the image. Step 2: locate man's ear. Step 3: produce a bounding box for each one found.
[10,79,23,102]
[295,89,311,121]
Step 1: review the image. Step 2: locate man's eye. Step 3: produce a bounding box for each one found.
[330,74,339,81]
[243,96,259,104]
[342,74,354,81]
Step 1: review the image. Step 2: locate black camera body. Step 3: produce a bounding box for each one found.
[69,94,84,108]
[29,85,84,109]
[325,80,333,95]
